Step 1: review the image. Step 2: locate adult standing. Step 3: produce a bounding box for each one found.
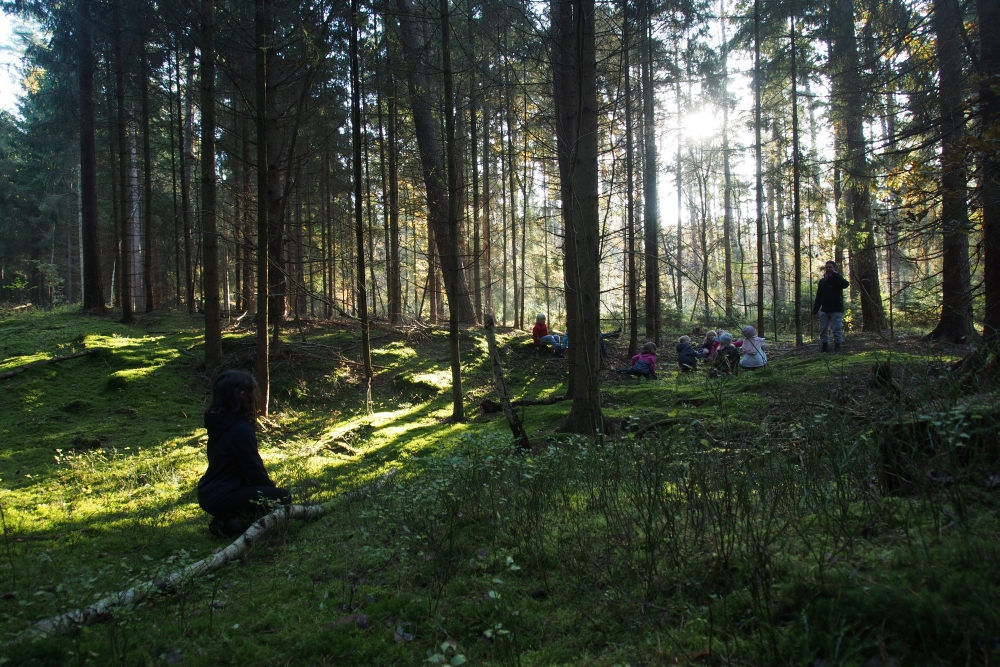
[812,260,850,351]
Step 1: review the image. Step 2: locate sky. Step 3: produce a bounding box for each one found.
[0,10,27,115]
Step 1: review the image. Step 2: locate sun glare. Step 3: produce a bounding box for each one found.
[682,105,723,141]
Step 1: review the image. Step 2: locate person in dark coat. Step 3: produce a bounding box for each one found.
[676,335,698,372]
[812,260,850,352]
[198,371,290,537]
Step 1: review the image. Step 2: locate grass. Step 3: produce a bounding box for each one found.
[1,306,998,666]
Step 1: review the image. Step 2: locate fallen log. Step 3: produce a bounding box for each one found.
[484,315,531,450]
[480,395,570,414]
[0,349,98,381]
[20,469,397,640]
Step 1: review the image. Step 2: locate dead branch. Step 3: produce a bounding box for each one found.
[484,316,531,450]
[0,349,98,381]
[480,395,570,413]
[20,470,397,640]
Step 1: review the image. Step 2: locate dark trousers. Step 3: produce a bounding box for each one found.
[619,368,656,380]
[202,486,290,521]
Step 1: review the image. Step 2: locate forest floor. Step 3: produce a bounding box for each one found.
[1,306,998,666]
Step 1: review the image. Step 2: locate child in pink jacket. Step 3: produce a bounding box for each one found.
[617,341,658,379]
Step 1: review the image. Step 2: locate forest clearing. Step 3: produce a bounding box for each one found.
[0,306,997,665]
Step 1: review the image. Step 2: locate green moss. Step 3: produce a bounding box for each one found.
[0,307,996,665]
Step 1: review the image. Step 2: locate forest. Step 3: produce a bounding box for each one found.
[0,0,998,662]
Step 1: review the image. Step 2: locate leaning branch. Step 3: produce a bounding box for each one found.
[0,349,98,381]
[484,316,531,450]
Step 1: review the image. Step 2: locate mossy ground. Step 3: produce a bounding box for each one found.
[1,307,997,666]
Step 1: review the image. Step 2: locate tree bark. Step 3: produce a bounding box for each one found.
[175,48,195,314]
[754,0,764,335]
[442,0,464,420]
[926,0,973,342]
[255,0,271,415]
[829,0,885,332]
[201,0,222,369]
[141,33,155,313]
[77,0,104,313]
[791,15,802,345]
[351,0,374,409]
[720,0,734,321]
[113,1,135,324]
[641,0,660,345]
[470,8,482,323]
[395,0,477,325]
[623,0,638,357]
[553,0,603,435]
[482,93,493,316]
[980,0,1000,343]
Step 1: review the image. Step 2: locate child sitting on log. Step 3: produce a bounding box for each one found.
[198,370,290,538]
[711,333,741,376]
[676,335,698,372]
[617,341,658,379]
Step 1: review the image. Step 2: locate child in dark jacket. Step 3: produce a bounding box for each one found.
[676,335,698,372]
[618,341,658,379]
[711,333,740,376]
[198,371,290,538]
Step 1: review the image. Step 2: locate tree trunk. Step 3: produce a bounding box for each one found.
[927,0,973,342]
[623,0,638,357]
[352,0,374,408]
[395,0,477,325]
[201,0,222,369]
[830,0,885,332]
[553,0,603,435]
[641,0,660,345]
[255,0,271,415]
[791,15,803,345]
[754,0,764,335]
[470,8,482,323]
[482,94,493,316]
[442,0,464,420]
[78,0,104,313]
[175,48,195,314]
[720,0,734,321]
[266,38,284,340]
[980,0,1000,343]
[141,36,155,313]
[113,2,134,324]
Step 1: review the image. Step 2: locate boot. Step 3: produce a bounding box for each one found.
[822,342,829,352]
[834,342,841,352]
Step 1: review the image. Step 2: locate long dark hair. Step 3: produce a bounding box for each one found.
[207,370,258,424]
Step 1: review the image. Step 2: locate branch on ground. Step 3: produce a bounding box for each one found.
[0,349,99,381]
[19,469,397,640]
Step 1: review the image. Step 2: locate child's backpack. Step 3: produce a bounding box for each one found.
[633,357,651,373]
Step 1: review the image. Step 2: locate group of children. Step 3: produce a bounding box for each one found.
[676,326,768,375]
[532,313,768,380]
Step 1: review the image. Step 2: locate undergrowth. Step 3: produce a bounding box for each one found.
[1,306,997,665]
